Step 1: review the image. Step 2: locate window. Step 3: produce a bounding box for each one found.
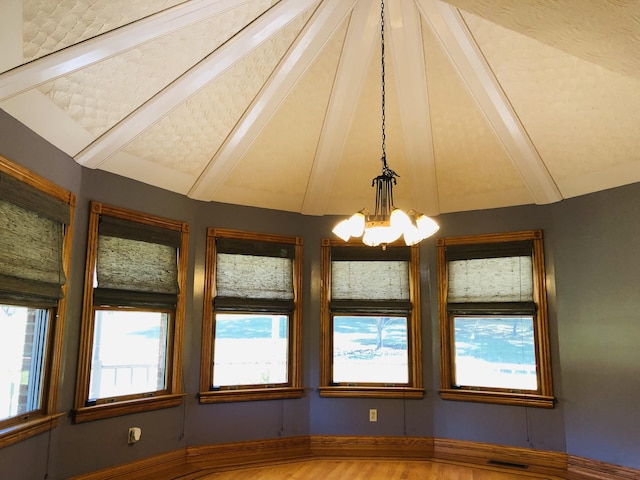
[437,230,554,408]
[319,239,423,398]
[74,202,188,423]
[199,229,303,403]
[0,155,74,447]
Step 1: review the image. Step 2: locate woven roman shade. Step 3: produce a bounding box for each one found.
[445,241,535,315]
[214,237,294,312]
[0,172,70,306]
[448,256,533,303]
[330,246,411,313]
[94,216,180,308]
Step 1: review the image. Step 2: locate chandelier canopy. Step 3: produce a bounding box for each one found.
[332,0,439,248]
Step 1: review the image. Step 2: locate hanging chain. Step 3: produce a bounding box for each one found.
[380,0,386,166]
[379,0,397,181]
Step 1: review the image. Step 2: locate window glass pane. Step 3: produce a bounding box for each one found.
[89,310,168,400]
[453,316,537,390]
[0,305,48,421]
[213,314,289,387]
[333,316,408,384]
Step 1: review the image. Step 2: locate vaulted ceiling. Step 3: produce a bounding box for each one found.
[2,0,639,217]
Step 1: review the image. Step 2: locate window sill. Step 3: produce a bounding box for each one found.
[439,388,555,408]
[199,387,304,403]
[318,386,424,399]
[0,413,64,448]
[73,393,185,423]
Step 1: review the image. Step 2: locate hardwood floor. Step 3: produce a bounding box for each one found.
[176,459,561,480]
[70,436,639,480]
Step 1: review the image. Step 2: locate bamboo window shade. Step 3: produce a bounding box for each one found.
[447,256,534,303]
[94,215,180,308]
[214,237,294,311]
[331,261,410,301]
[329,246,412,314]
[0,171,69,306]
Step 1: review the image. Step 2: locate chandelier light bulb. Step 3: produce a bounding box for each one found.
[332,211,366,241]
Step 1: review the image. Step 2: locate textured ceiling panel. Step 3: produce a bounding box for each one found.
[421,16,531,212]
[120,6,314,179]
[37,0,278,138]
[218,19,350,212]
[23,0,184,62]
[446,0,640,79]
[463,11,640,197]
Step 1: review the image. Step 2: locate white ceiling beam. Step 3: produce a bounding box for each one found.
[388,0,440,216]
[416,0,562,205]
[300,0,382,215]
[0,0,256,101]
[189,0,357,201]
[75,0,319,168]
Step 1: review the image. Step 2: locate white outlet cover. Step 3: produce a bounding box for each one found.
[129,427,142,442]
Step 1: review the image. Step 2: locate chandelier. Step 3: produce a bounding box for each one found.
[332,0,439,249]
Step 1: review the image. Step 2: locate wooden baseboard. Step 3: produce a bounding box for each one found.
[309,435,434,459]
[69,436,640,480]
[567,454,640,480]
[70,448,187,480]
[187,436,311,470]
[433,438,567,478]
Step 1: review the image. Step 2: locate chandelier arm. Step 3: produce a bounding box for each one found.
[375,177,383,217]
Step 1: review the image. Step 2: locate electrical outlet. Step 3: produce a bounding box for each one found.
[128,427,142,444]
[369,408,377,422]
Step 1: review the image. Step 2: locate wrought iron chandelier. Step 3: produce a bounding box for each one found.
[332,0,439,248]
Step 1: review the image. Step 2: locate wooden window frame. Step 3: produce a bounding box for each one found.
[437,230,555,408]
[319,239,424,399]
[73,202,188,423]
[199,228,303,403]
[0,155,74,447]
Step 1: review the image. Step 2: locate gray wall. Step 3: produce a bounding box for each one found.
[1,109,639,479]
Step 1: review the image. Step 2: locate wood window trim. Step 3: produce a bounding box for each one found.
[319,239,424,399]
[437,230,555,408]
[73,394,185,423]
[199,228,304,403]
[73,202,188,423]
[0,156,75,447]
[0,413,66,449]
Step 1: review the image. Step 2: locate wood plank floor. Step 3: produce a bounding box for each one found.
[173,459,561,480]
